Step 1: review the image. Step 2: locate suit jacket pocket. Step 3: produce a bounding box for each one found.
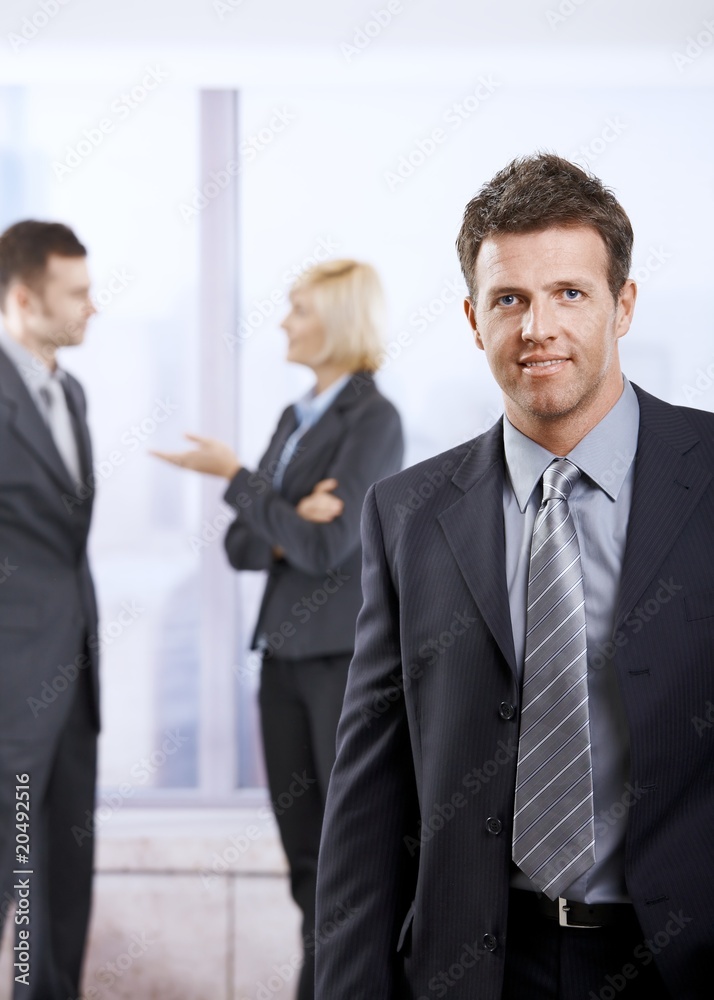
[685,590,714,622]
[0,605,40,629]
[396,900,415,953]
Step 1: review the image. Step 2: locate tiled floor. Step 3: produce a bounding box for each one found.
[0,809,302,1000]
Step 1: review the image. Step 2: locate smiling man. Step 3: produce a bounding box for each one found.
[315,154,714,999]
[0,221,99,1000]
[466,225,635,455]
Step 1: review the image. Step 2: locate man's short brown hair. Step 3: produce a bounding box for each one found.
[0,220,87,308]
[456,153,633,300]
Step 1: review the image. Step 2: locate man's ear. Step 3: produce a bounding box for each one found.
[464,297,484,350]
[614,278,637,341]
[7,281,30,312]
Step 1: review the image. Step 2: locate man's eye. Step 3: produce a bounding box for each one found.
[563,289,581,300]
[498,294,517,306]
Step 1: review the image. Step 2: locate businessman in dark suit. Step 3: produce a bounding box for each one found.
[0,221,99,999]
[315,155,714,999]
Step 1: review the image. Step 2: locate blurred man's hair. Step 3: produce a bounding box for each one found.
[456,153,633,300]
[0,220,87,308]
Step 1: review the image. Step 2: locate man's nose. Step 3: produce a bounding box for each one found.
[522,299,554,342]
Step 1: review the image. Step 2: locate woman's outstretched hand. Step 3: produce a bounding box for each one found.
[151,434,242,479]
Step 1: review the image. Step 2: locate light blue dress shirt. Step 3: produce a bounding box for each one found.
[272,373,351,492]
[504,377,640,903]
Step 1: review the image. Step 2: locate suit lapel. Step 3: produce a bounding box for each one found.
[284,405,343,485]
[614,385,712,630]
[278,372,374,492]
[437,421,517,677]
[0,346,76,492]
[260,405,299,474]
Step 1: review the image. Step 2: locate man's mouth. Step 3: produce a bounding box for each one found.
[522,358,568,368]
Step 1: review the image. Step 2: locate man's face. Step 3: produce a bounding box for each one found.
[22,254,95,354]
[464,226,636,444]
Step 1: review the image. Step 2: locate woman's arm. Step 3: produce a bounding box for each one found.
[225,478,345,570]
[224,521,276,571]
[153,400,404,576]
[223,402,403,576]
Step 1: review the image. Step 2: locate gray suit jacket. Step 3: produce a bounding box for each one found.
[0,344,99,740]
[223,371,403,659]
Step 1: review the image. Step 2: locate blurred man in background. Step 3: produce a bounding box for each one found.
[0,221,99,999]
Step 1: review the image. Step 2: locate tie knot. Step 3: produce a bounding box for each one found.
[542,458,581,502]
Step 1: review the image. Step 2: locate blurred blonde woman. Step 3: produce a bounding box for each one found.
[154,260,403,999]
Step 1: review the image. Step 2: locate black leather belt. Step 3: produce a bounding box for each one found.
[535,894,634,929]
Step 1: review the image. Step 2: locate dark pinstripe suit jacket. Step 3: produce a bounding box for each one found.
[223,371,404,659]
[316,383,714,999]
[0,345,99,740]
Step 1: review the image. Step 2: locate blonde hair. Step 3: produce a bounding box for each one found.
[291,259,386,373]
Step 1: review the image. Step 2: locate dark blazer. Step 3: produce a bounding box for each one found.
[223,370,404,659]
[0,344,99,741]
[315,384,714,1000]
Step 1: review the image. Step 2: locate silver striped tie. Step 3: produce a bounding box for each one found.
[512,457,595,900]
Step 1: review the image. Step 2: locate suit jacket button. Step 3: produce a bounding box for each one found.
[486,816,502,835]
[483,933,498,952]
[498,702,515,720]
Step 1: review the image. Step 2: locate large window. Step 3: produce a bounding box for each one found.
[0,84,213,799]
[3,78,712,805]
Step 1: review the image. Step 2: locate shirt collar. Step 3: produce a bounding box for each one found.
[294,372,351,426]
[0,325,63,391]
[503,376,640,512]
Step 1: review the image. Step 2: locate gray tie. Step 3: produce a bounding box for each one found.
[40,376,82,484]
[512,457,595,900]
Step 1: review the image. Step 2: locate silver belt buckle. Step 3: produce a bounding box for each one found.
[558,897,600,929]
